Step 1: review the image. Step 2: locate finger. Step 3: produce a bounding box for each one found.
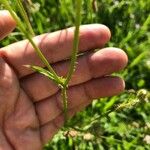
[0,57,19,107]
[36,76,125,126]
[0,129,13,150]
[4,89,42,150]
[39,76,125,144]
[21,48,127,101]
[0,24,111,77]
[40,109,77,144]
[0,10,16,40]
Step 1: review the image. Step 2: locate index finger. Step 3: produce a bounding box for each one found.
[0,10,16,40]
[0,24,111,77]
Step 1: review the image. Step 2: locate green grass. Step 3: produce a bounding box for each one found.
[1,0,150,149]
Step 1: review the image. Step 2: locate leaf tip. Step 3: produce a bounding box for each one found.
[23,64,31,68]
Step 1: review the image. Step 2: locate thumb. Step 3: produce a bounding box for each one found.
[0,10,16,40]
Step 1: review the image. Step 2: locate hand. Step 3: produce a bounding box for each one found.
[0,11,128,150]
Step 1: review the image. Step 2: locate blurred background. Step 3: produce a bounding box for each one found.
[1,0,150,149]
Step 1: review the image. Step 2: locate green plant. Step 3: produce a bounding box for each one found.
[1,0,150,149]
[0,0,82,122]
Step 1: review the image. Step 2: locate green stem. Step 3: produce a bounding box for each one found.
[61,86,68,122]
[61,0,82,122]
[15,0,35,36]
[26,35,60,82]
[129,51,149,68]
[62,0,82,122]
[65,0,82,85]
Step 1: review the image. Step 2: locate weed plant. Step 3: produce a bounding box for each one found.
[0,0,82,122]
[0,0,150,149]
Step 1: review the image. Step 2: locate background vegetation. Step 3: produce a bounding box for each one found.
[1,0,150,149]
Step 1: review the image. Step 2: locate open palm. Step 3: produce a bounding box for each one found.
[0,11,127,150]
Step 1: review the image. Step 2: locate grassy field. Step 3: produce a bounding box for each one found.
[1,0,150,149]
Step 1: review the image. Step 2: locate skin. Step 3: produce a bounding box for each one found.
[0,10,128,150]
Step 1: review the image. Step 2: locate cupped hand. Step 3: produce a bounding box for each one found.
[0,11,128,150]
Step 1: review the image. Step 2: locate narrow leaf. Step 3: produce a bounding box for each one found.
[25,65,55,80]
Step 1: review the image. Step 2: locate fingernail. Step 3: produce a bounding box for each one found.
[0,10,10,16]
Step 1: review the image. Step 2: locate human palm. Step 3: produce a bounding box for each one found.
[0,11,127,150]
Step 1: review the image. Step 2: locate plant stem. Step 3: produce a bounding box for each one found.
[15,0,35,36]
[62,0,82,122]
[61,86,68,122]
[65,0,82,85]
[26,35,61,82]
